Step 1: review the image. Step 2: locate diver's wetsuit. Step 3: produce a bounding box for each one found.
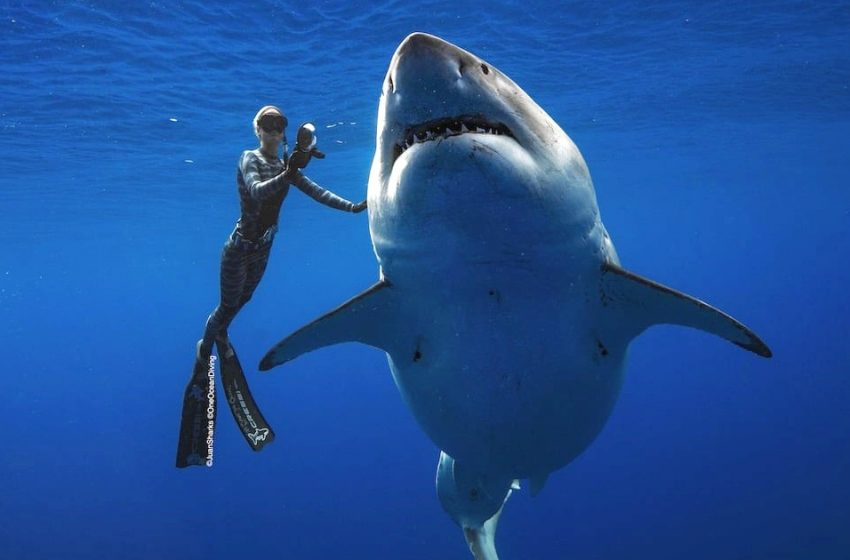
[177,148,359,467]
[200,149,359,356]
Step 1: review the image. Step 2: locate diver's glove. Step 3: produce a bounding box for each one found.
[286,122,325,172]
[352,200,367,213]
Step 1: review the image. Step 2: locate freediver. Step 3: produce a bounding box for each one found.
[176,105,366,468]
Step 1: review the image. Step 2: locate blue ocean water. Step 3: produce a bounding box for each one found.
[1,1,848,558]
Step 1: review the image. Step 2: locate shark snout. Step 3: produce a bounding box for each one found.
[394,32,462,70]
[388,32,481,95]
[383,32,507,147]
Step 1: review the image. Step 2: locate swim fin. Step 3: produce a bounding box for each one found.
[176,342,217,468]
[217,338,275,451]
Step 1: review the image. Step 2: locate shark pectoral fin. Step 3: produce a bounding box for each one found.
[259,279,396,371]
[600,263,772,358]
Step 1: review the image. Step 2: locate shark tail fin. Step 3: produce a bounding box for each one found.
[260,279,396,371]
[600,263,771,358]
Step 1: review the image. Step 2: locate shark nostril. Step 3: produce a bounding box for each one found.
[387,75,394,92]
[481,63,489,75]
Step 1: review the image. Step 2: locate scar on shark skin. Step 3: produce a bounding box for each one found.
[413,336,424,362]
[596,339,609,357]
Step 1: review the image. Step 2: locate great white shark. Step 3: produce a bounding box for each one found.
[260,33,771,559]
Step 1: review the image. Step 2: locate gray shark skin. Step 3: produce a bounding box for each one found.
[261,33,771,559]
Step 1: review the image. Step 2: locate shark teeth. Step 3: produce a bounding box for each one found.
[396,116,513,156]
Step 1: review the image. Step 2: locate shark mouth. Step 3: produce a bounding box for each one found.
[393,115,515,162]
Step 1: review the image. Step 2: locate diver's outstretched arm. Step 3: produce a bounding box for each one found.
[291,170,364,212]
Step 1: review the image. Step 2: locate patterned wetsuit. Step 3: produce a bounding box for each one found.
[199,149,358,356]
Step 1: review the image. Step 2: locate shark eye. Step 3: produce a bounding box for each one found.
[480,63,490,75]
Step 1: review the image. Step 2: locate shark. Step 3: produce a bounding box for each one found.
[260,33,771,559]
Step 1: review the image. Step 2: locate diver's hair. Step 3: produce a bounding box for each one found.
[253,105,284,137]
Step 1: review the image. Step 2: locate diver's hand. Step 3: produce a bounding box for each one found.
[282,164,299,179]
[352,200,367,213]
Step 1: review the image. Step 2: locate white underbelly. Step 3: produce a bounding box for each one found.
[384,268,626,477]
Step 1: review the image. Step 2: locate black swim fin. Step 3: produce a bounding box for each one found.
[217,339,275,451]
[176,343,217,468]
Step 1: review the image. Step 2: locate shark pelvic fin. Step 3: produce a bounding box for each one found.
[529,473,548,497]
[600,263,771,358]
[260,279,396,371]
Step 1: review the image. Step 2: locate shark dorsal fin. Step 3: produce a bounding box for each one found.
[600,263,771,358]
[260,279,396,371]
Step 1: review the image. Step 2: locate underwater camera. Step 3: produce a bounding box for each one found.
[287,122,326,171]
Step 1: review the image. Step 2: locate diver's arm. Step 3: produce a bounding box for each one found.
[290,171,363,212]
[242,152,289,202]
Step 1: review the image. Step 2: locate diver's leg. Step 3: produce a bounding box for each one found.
[235,242,272,310]
[215,242,276,451]
[436,452,515,560]
[201,239,248,355]
[176,240,247,467]
[207,242,270,352]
